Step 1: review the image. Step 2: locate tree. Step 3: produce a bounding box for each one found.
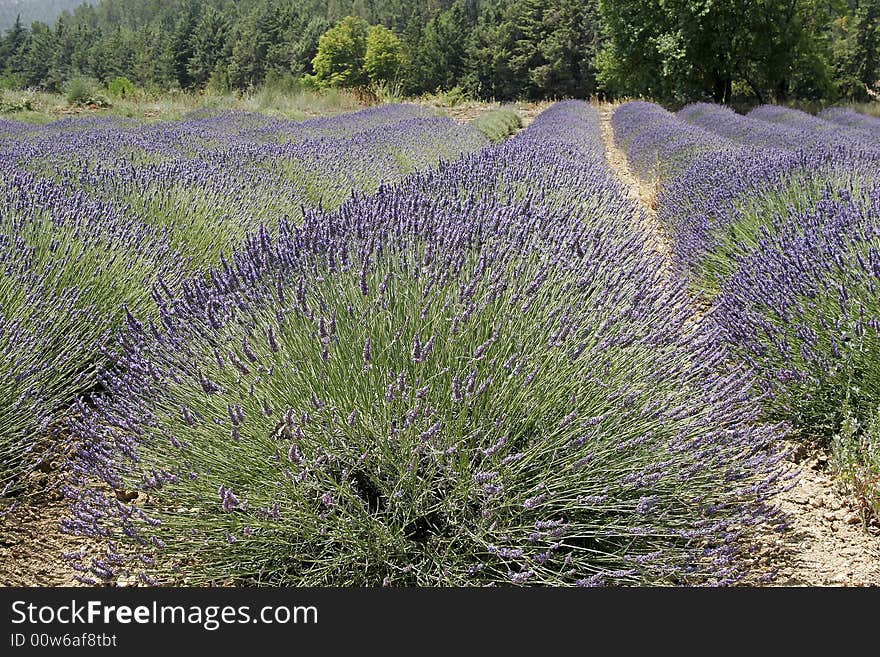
[597,0,835,104]
[227,4,274,90]
[227,1,300,90]
[289,16,331,78]
[409,0,469,92]
[485,0,601,100]
[461,8,505,99]
[595,1,671,100]
[398,10,425,95]
[310,15,370,88]
[854,0,880,96]
[20,21,56,88]
[188,5,229,87]
[1,15,28,79]
[165,0,199,88]
[532,0,602,99]
[364,24,403,84]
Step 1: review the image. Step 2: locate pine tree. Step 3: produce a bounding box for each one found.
[2,14,28,78]
[188,5,229,87]
[413,0,469,92]
[20,21,56,88]
[165,0,200,88]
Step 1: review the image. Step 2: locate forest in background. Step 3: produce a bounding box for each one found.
[0,0,878,105]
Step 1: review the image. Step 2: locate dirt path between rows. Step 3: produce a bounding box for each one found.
[596,103,673,279]
[597,101,880,587]
[748,444,880,585]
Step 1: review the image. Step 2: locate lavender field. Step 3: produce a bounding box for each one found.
[1,99,878,586]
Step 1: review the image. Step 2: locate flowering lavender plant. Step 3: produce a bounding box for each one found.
[0,166,180,496]
[748,105,879,148]
[818,107,880,139]
[617,101,879,299]
[64,102,786,587]
[612,101,735,179]
[714,186,880,516]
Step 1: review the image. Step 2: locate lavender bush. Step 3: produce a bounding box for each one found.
[0,166,181,496]
[678,102,828,152]
[612,101,735,178]
[660,147,878,296]
[747,105,879,148]
[714,186,880,516]
[617,101,879,297]
[682,102,880,156]
[64,101,786,587]
[4,107,487,270]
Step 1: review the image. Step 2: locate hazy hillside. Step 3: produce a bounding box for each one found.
[1,0,93,31]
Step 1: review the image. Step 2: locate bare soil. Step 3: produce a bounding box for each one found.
[597,101,880,587]
[1,505,84,587]
[748,445,880,585]
[596,102,673,278]
[0,472,94,587]
[433,100,551,131]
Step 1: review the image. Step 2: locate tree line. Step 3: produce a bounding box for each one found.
[0,0,878,104]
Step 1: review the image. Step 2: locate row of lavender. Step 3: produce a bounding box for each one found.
[2,105,487,268]
[0,105,487,497]
[61,101,786,587]
[614,101,880,518]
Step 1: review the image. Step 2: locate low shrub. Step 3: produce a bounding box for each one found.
[471,107,521,142]
[107,77,137,99]
[64,77,111,107]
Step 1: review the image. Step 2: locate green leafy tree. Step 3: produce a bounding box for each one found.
[310,15,370,88]
[855,0,880,96]
[461,9,503,98]
[49,12,75,86]
[364,23,403,83]
[532,0,601,98]
[398,10,425,94]
[227,5,274,89]
[597,0,835,103]
[596,0,672,100]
